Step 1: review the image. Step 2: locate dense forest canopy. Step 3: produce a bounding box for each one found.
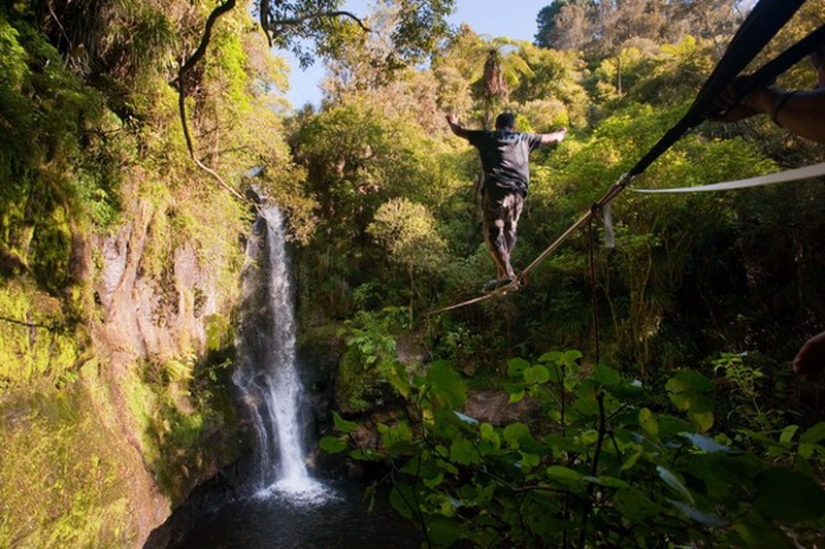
[2,0,825,547]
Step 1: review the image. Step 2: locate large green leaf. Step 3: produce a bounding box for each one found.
[427,517,460,546]
[333,411,359,433]
[426,360,466,408]
[450,438,480,465]
[319,435,347,454]
[666,371,715,432]
[503,422,531,447]
[800,421,825,444]
[666,370,714,413]
[546,465,583,486]
[731,510,795,549]
[507,357,531,378]
[390,483,417,520]
[613,489,664,522]
[524,364,550,384]
[593,364,621,386]
[753,468,825,522]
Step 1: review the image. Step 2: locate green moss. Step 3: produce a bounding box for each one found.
[0,281,79,387]
[335,346,392,415]
[122,350,240,505]
[0,371,138,548]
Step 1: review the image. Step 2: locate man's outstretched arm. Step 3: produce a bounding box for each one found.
[539,127,567,146]
[446,114,470,139]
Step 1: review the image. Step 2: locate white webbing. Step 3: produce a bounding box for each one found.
[631,162,825,193]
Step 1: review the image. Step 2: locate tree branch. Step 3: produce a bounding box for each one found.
[179,0,237,79]
[173,0,247,202]
[176,71,246,202]
[263,10,370,36]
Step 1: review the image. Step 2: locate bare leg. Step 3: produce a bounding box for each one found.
[484,219,510,279]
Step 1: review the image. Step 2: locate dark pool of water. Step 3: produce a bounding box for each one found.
[175,480,424,549]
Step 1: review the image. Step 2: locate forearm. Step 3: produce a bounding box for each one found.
[746,88,825,143]
[448,121,469,138]
[540,127,567,146]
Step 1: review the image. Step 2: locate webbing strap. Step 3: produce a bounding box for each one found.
[632,162,825,193]
[628,0,806,179]
[739,23,825,96]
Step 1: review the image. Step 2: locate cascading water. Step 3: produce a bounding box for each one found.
[167,205,424,547]
[233,205,329,502]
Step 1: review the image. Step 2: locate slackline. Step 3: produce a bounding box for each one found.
[633,162,825,193]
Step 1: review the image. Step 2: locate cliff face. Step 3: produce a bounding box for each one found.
[0,184,248,548]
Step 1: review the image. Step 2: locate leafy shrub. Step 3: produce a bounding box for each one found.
[323,352,825,548]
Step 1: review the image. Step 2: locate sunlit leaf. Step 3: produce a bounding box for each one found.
[524,365,550,384]
[640,407,659,440]
[668,500,728,527]
[480,423,501,450]
[333,412,359,434]
[666,371,714,416]
[427,518,460,546]
[507,357,531,378]
[800,422,825,444]
[382,421,413,449]
[319,436,347,454]
[503,423,531,447]
[680,432,733,453]
[779,424,800,445]
[689,410,715,433]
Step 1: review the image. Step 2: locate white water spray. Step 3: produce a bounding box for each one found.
[234,206,330,503]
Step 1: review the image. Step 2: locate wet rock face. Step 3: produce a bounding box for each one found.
[81,197,242,547]
[462,389,541,425]
[92,201,218,362]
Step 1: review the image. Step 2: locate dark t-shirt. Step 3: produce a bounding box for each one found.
[467,130,543,194]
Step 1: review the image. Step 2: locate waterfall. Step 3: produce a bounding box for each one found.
[233,206,329,502]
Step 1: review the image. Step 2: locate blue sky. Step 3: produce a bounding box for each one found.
[282,0,550,108]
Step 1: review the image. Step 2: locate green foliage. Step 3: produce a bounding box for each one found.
[259,0,455,70]
[335,307,411,413]
[326,354,825,548]
[126,349,239,503]
[0,9,115,291]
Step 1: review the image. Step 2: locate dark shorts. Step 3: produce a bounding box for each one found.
[481,186,524,237]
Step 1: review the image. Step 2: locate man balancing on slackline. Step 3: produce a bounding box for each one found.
[446,112,567,293]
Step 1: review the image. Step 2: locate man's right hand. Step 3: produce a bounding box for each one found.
[704,75,763,123]
[540,127,567,145]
